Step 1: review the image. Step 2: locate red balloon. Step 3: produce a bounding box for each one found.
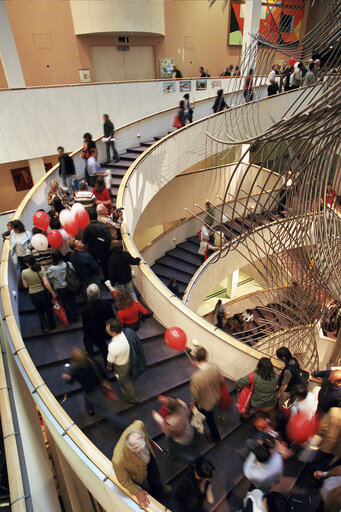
[286,411,319,445]
[165,327,187,351]
[33,211,50,232]
[75,209,90,230]
[47,230,63,249]
[289,57,296,67]
[64,220,79,237]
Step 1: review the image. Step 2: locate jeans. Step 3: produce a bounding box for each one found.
[56,287,78,322]
[197,406,221,442]
[106,140,119,162]
[167,436,195,463]
[30,290,56,331]
[61,173,74,198]
[85,387,128,431]
[115,280,137,301]
[114,362,137,402]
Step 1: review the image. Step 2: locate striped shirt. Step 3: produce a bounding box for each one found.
[74,191,97,211]
[30,248,53,268]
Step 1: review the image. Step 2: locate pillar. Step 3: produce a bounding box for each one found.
[226,269,239,298]
[241,0,262,72]
[29,158,45,185]
[0,2,25,88]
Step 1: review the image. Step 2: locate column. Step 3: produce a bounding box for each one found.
[241,0,262,72]
[29,158,45,185]
[226,269,239,298]
[0,2,25,88]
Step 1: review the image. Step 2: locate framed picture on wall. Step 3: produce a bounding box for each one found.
[179,80,192,92]
[163,81,175,93]
[44,162,53,172]
[196,80,207,91]
[11,167,33,192]
[79,69,91,83]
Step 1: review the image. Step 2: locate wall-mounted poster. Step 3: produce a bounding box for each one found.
[211,80,222,89]
[179,80,191,92]
[163,81,175,93]
[196,80,207,91]
[160,58,174,79]
[11,167,33,192]
[228,1,304,46]
[79,69,91,82]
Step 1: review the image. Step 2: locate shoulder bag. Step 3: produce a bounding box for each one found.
[237,371,254,414]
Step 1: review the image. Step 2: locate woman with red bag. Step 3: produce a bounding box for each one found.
[172,100,187,129]
[81,132,96,179]
[236,357,278,418]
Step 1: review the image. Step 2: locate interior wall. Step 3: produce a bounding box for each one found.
[0,154,58,212]
[4,0,314,87]
[0,58,8,89]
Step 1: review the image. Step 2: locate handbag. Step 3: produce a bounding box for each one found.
[65,262,82,293]
[218,379,233,410]
[190,406,206,434]
[53,297,68,326]
[172,115,183,128]
[237,371,254,414]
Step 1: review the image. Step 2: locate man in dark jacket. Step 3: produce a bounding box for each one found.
[69,238,101,297]
[175,456,215,512]
[103,114,119,164]
[123,327,146,380]
[83,208,112,278]
[312,369,341,414]
[108,241,140,300]
[58,146,75,198]
[81,283,115,364]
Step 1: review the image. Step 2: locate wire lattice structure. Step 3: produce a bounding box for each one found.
[197,0,341,370]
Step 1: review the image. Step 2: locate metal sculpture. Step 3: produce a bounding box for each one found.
[191,0,341,370]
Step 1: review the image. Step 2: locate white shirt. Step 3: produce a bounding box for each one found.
[267,70,276,86]
[87,156,100,175]
[244,452,283,490]
[107,332,130,366]
[15,232,30,257]
[290,391,318,420]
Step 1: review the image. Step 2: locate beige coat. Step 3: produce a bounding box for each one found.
[318,407,341,458]
[191,362,222,411]
[112,420,155,496]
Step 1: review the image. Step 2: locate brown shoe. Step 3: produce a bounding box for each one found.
[162,485,171,495]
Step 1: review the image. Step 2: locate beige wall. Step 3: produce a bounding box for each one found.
[0,154,58,212]
[4,0,317,87]
[0,57,8,89]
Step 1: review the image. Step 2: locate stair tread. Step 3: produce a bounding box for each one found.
[166,247,202,266]
[157,255,199,275]
[151,264,192,285]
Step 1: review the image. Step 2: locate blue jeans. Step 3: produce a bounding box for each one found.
[61,173,74,198]
[85,387,128,431]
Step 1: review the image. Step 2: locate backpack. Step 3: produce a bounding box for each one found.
[285,359,309,390]
[65,262,82,293]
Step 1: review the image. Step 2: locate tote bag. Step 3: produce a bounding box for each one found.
[237,371,254,414]
[53,297,68,326]
[218,379,233,410]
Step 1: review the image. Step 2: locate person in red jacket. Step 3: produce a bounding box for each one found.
[116,289,148,332]
[93,176,113,215]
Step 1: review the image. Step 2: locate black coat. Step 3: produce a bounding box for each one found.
[313,370,341,413]
[81,299,115,344]
[58,154,75,176]
[213,96,227,113]
[175,467,208,512]
[123,328,146,380]
[83,221,112,259]
[108,249,141,285]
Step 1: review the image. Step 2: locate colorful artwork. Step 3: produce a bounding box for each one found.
[228,1,304,46]
[11,167,33,192]
[179,80,192,92]
[160,58,174,79]
[196,80,207,91]
[211,80,222,89]
[163,81,175,93]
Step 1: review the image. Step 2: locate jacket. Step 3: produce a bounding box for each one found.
[118,302,148,327]
[70,250,99,282]
[236,371,278,408]
[58,154,75,176]
[190,362,222,411]
[10,230,31,265]
[175,465,208,512]
[82,221,111,259]
[108,249,141,285]
[318,407,341,458]
[123,328,146,379]
[81,299,115,344]
[103,119,114,138]
[312,370,341,413]
[212,96,227,113]
[112,420,155,496]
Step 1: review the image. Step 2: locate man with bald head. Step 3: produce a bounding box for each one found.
[96,204,117,240]
[312,369,341,414]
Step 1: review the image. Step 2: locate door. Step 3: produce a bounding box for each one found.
[91,45,155,82]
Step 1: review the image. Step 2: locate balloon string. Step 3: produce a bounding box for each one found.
[184,349,194,365]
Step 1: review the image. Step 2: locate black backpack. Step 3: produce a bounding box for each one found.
[286,358,309,390]
[65,262,82,293]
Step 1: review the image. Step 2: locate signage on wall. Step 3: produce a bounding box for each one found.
[211,80,222,89]
[79,69,91,83]
[159,58,174,79]
[196,80,207,91]
[163,81,175,93]
[179,80,191,92]
[11,167,33,192]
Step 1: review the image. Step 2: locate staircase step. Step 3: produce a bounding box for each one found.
[166,247,202,267]
[117,152,138,162]
[157,255,199,275]
[151,263,192,286]
[128,146,146,154]
[157,275,187,296]
[177,241,201,256]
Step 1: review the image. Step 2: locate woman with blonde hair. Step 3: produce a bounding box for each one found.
[116,288,148,331]
[47,180,69,211]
